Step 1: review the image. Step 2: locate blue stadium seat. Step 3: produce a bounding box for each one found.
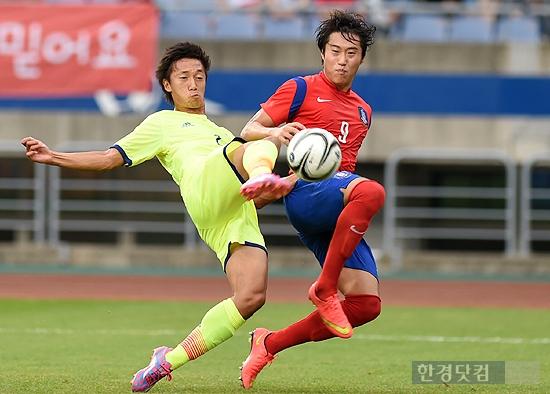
[215,13,259,40]
[154,0,217,11]
[161,11,212,40]
[496,16,541,42]
[263,15,306,41]
[400,15,449,42]
[450,16,494,43]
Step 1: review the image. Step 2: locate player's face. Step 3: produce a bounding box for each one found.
[321,32,364,92]
[163,58,206,113]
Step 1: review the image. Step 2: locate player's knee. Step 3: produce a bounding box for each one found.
[234,291,266,319]
[370,181,386,211]
[247,291,266,311]
[263,136,282,149]
[344,294,382,327]
[351,180,386,213]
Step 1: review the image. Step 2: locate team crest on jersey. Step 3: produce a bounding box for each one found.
[181,122,193,127]
[334,171,352,180]
[358,107,369,127]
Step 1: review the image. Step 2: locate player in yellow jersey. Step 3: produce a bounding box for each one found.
[21,42,291,393]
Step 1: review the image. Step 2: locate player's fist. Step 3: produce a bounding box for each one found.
[21,137,53,164]
[279,122,306,146]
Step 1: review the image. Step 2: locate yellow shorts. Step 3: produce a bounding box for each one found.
[181,139,266,269]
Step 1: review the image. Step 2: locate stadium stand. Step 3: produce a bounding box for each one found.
[19,0,550,43]
[214,12,260,40]
[263,14,307,41]
[399,15,450,42]
[495,15,541,43]
[155,0,217,11]
[148,0,550,43]
[449,16,495,43]
[161,11,213,40]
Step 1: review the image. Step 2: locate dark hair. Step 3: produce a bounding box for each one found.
[316,10,376,60]
[155,42,211,106]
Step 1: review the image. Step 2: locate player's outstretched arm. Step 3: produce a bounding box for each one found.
[21,137,124,172]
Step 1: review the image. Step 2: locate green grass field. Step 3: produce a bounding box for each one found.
[0,299,548,393]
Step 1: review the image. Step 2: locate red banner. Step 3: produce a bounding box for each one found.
[0,2,159,97]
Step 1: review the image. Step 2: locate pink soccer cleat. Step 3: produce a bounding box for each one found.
[131,346,173,392]
[240,173,292,201]
[309,281,353,339]
[240,328,277,389]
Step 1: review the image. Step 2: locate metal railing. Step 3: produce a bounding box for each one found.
[8,142,550,268]
[383,148,517,270]
[0,140,46,243]
[520,151,550,255]
[47,141,199,247]
[45,141,296,247]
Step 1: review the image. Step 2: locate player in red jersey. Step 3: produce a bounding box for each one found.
[239,9,386,387]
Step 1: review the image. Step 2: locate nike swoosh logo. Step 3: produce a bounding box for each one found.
[321,316,351,336]
[350,225,366,235]
[255,332,266,346]
[316,97,331,103]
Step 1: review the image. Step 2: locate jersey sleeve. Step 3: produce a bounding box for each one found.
[112,112,165,167]
[260,78,299,126]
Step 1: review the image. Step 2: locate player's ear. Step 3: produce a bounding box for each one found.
[163,79,172,93]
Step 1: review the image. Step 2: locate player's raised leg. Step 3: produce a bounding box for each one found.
[239,139,292,200]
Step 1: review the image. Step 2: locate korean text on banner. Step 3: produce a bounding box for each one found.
[0,3,159,97]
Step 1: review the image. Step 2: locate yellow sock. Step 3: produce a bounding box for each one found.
[242,140,278,178]
[164,298,245,369]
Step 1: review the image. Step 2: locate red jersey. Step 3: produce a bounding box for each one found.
[261,71,372,173]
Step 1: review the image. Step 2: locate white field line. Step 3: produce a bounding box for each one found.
[354,334,550,344]
[0,328,185,336]
[0,328,549,344]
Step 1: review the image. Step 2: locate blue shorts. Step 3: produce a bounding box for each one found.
[283,171,378,279]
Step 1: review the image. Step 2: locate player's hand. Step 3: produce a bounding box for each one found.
[21,137,54,164]
[277,122,306,146]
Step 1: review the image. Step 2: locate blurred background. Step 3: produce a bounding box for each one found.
[1,0,550,276]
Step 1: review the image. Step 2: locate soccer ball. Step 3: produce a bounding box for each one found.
[286,128,342,182]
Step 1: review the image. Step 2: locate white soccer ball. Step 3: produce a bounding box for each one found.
[286,128,342,182]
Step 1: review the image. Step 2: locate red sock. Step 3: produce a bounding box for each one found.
[316,180,385,299]
[265,294,381,355]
